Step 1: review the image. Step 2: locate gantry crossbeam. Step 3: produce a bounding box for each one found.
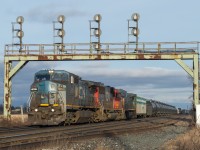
[4,42,199,120]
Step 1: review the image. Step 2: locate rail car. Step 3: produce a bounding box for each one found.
[146,100,177,117]
[28,70,177,126]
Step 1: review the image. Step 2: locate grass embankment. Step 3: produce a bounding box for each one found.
[0,114,28,127]
[162,128,200,150]
[161,116,200,150]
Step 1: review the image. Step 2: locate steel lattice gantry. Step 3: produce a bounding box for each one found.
[3,42,199,120]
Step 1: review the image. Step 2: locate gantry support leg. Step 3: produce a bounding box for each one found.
[193,55,199,106]
[193,55,199,124]
[175,58,199,105]
[3,59,28,119]
[3,61,12,119]
[175,57,199,123]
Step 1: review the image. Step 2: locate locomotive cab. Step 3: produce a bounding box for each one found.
[28,70,71,125]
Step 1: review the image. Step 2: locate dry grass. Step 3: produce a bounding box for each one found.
[0,114,28,127]
[161,121,200,150]
[160,118,200,150]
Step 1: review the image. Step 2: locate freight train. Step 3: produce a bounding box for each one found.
[28,70,177,125]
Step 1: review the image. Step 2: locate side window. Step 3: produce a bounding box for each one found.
[62,73,68,81]
[52,73,60,81]
[105,91,110,101]
[71,76,74,84]
[79,86,85,99]
[75,85,79,98]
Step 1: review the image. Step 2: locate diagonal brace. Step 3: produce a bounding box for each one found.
[9,61,28,80]
[175,59,193,78]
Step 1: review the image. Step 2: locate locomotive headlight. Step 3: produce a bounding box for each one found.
[51,108,55,112]
[34,108,38,112]
[31,87,38,91]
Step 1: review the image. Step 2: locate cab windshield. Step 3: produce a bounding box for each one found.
[35,74,50,81]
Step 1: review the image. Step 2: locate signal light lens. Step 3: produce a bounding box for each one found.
[131,28,140,36]
[131,13,140,21]
[93,29,101,37]
[93,43,101,49]
[93,14,102,22]
[57,29,65,37]
[16,30,24,38]
[16,16,24,24]
[57,15,65,23]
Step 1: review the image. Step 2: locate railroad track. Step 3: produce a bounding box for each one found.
[0,126,40,134]
[0,115,190,149]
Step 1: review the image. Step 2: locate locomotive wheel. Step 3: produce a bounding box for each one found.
[91,110,106,122]
[65,112,77,125]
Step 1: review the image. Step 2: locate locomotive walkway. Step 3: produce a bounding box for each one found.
[0,115,191,149]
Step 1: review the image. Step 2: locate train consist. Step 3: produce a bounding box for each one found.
[28,70,177,125]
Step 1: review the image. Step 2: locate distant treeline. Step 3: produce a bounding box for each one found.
[0,104,28,114]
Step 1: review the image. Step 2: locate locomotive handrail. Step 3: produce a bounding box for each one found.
[27,93,33,112]
[4,42,199,55]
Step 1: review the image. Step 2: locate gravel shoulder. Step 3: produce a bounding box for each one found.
[38,115,192,150]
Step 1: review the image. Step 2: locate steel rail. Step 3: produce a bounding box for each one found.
[0,115,189,149]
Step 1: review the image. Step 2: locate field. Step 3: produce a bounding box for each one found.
[0,114,28,127]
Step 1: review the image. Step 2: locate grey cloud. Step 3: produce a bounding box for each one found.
[24,4,87,23]
[72,67,185,78]
[69,67,191,89]
[79,62,110,69]
[13,61,56,83]
[81,75,191,91]
[0,61,57,106]
[118,84,192,107]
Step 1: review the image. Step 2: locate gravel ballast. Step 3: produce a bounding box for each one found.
[45,120,191,150]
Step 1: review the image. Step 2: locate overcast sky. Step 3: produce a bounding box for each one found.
[0,0,199,109]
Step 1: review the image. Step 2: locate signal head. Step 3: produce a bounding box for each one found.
[57,29,65,37]
[93,14,102,22]
[57,15,65,23]
[16,30,24,38]
[93,29,102,37]
[131,13,140,21]
[131,28,140,36]
[16,16,24,24]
